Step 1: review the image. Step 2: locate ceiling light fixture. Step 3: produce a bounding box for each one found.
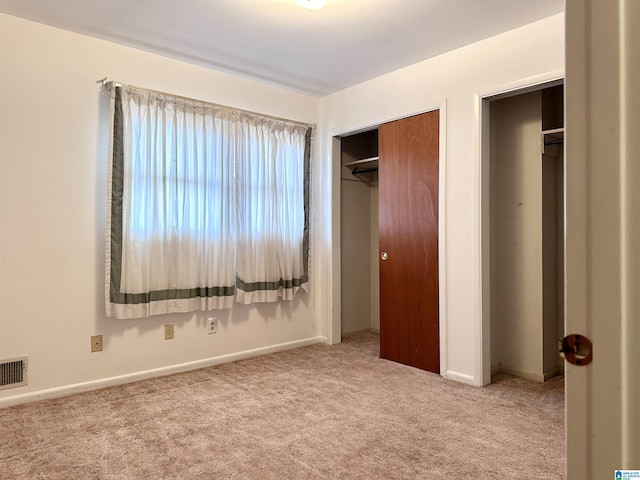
[296,0,327,10]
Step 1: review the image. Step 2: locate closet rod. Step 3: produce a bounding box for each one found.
[352,167,378,175]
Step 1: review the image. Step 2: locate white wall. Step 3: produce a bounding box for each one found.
[339,177,378,336]
[0,14,320,405]
[370,185,380,333]
[490,91,544,380]
[340,178,371,335]
[318,14,564,385]
[542,143,564,376]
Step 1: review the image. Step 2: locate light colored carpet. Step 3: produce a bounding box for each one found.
[0,333,564,479]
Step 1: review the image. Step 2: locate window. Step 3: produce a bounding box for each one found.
[105,86,311,319]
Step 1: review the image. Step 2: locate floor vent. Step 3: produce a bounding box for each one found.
[0,357,28,390]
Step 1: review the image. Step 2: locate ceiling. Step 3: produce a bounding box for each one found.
[0,0,564,97]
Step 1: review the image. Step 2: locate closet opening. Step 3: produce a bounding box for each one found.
[339,128,379,337]
[484,81,565,384]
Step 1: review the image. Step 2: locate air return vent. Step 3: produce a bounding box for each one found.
[0,357,28,391]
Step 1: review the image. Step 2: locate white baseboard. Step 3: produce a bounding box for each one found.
[543,366,560,381]
[341,328,373,337]
[499,366,545,383]
[491,365,561,383]
[0,336,326,408]
[445,370,475,386]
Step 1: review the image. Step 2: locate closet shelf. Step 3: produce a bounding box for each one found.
[541,128,564,154]
[343,156,379,176]
[542,128,564,146]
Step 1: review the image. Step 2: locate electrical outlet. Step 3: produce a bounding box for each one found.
[91,335,103,352]
[165,324,174,340]
[207,318,217,334]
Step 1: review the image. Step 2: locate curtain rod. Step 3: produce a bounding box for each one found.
[98,77,313,128]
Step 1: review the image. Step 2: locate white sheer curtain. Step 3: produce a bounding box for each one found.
[106,85,310,319]
[235,115,309,304]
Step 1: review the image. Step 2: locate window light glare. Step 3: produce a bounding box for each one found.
[296,0,327,10]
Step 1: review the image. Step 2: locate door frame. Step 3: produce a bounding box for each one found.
[329,99,448,376]
[475,69,565,386]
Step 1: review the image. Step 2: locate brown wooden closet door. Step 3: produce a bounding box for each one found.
[378,110,440,373]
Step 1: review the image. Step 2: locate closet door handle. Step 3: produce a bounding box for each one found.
[381,252,388,261]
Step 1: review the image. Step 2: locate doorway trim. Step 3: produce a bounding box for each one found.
[329,98,448,376]
[475,69,565,386]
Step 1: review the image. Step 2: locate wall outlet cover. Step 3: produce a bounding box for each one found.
[207,318,217,334]
[165,324,175,340]
[91,335,103,352]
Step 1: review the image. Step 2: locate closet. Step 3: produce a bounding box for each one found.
[489,84,564,382]
[340,111,440,374]
[340,129,379,337]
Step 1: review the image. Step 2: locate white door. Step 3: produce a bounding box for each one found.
[565,1,640,478]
